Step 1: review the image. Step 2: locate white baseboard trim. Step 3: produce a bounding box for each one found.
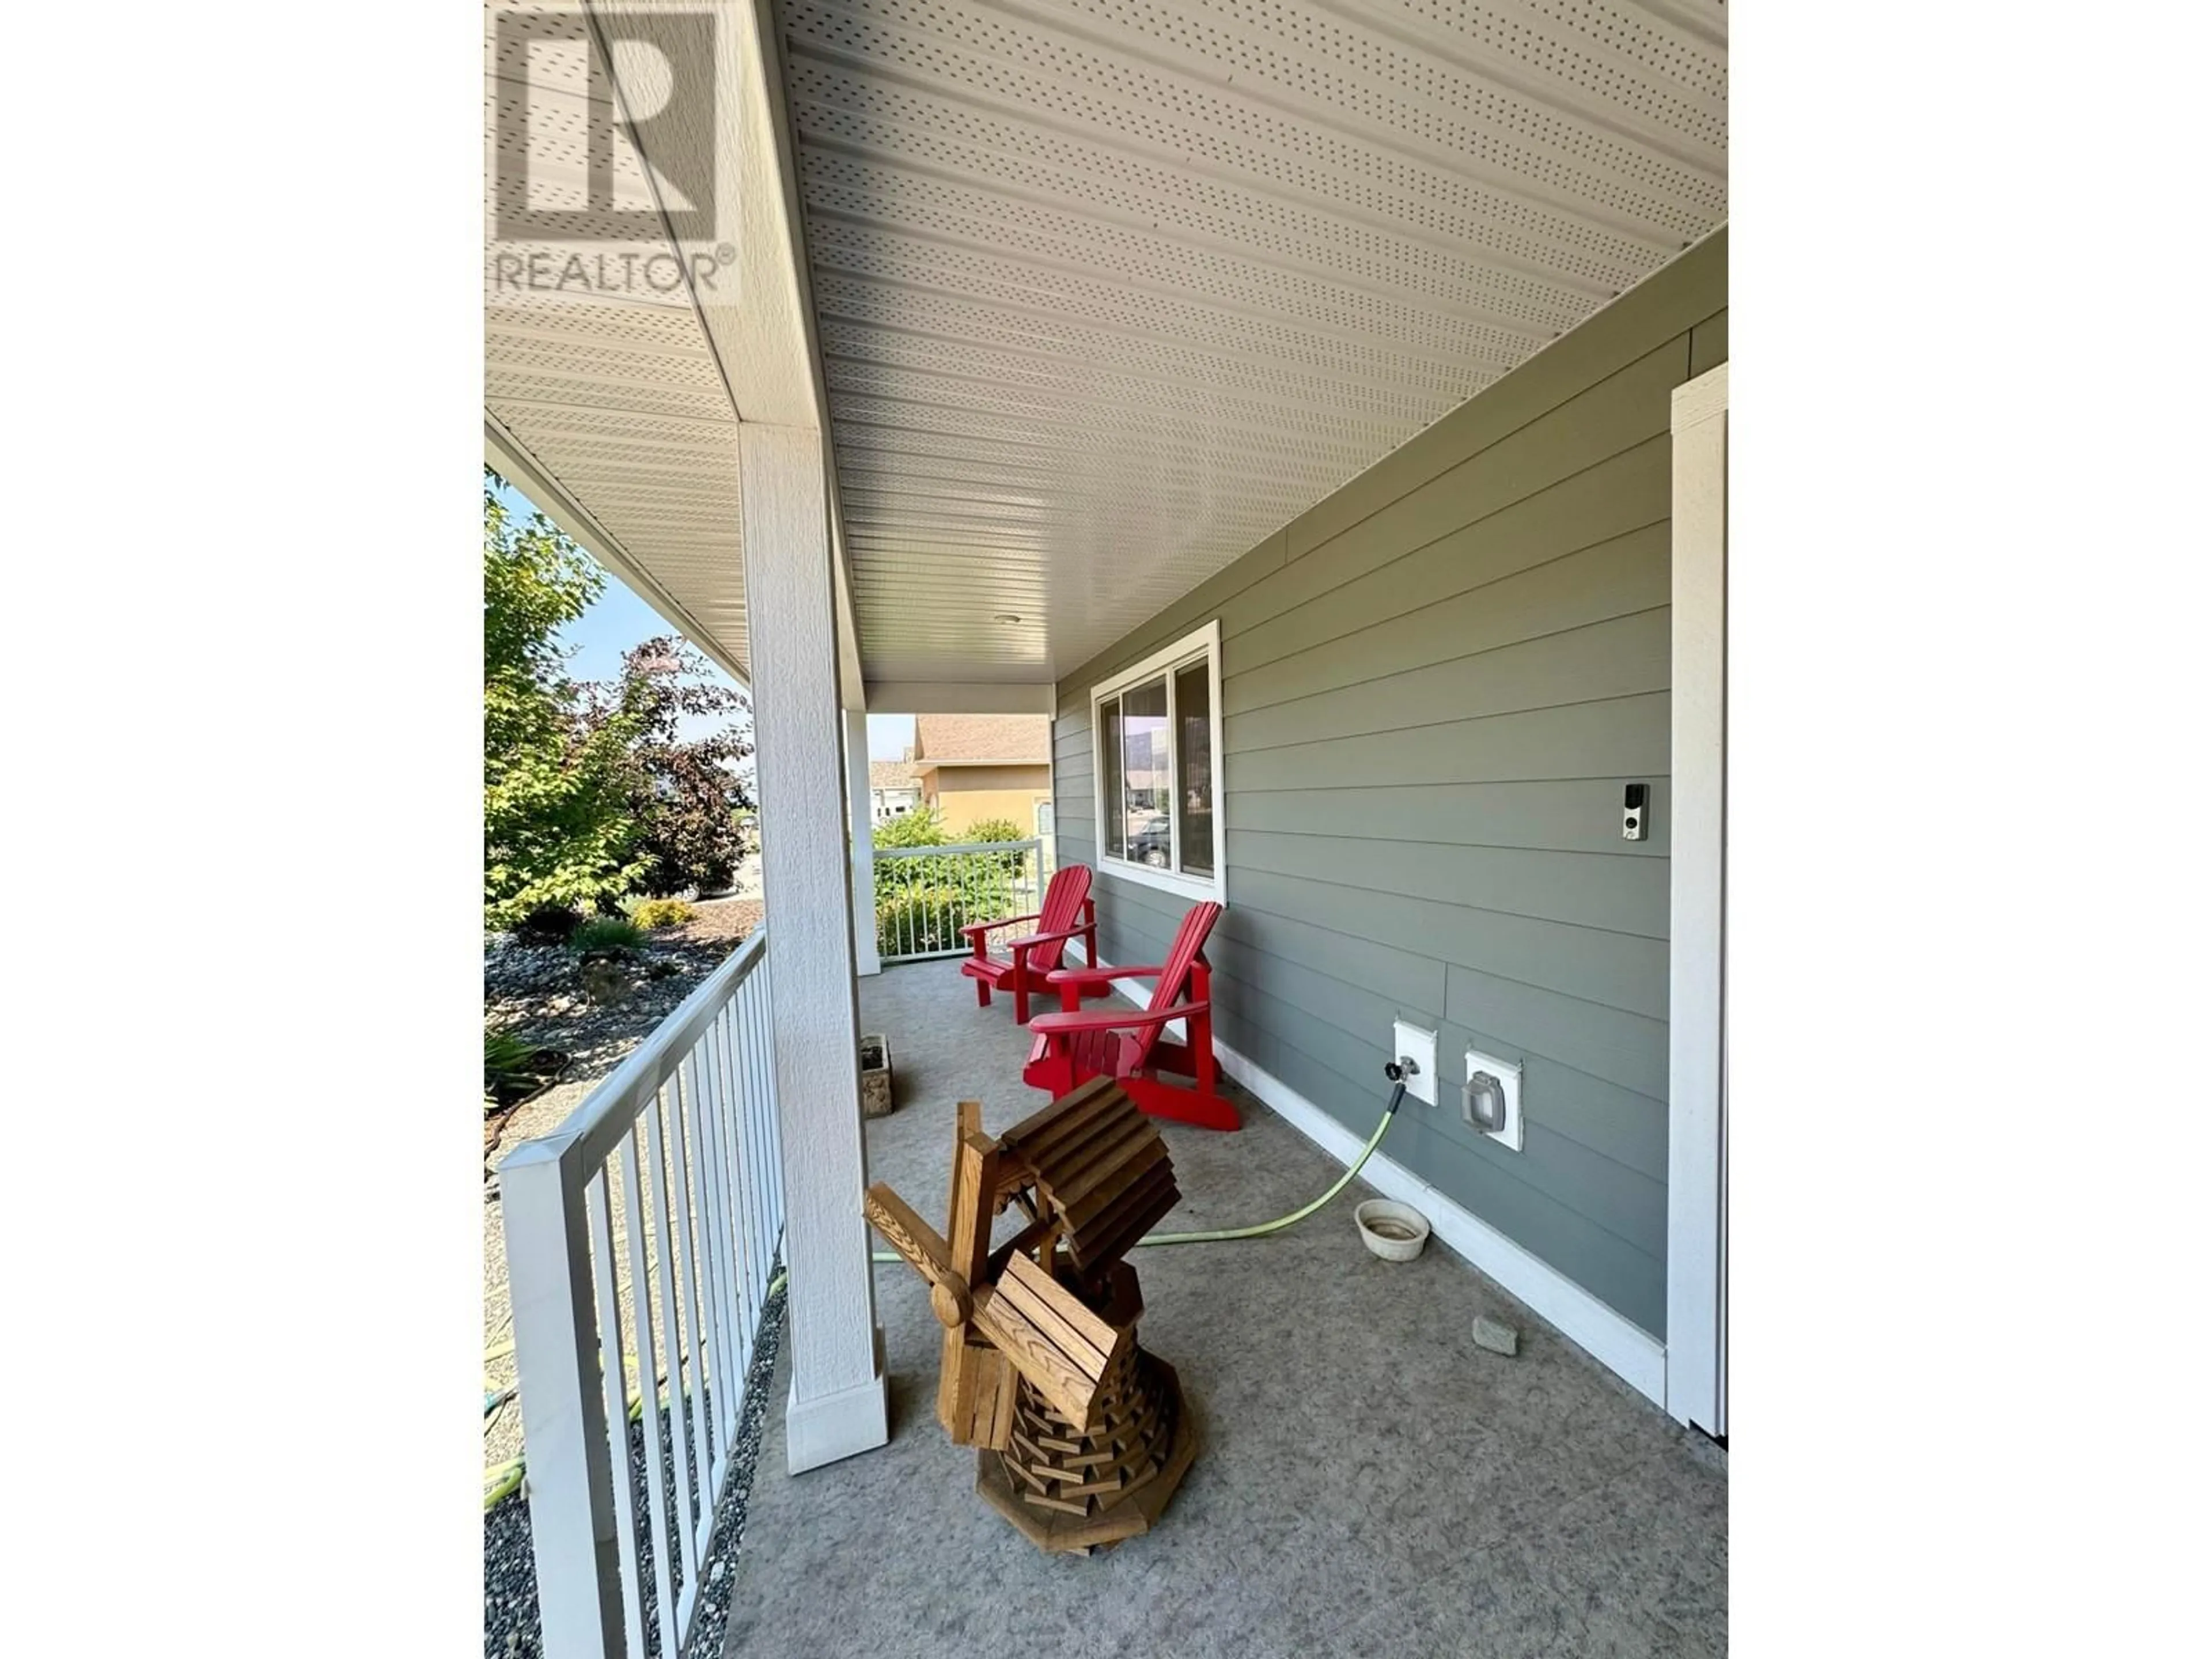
[785,1346,888,1474]
[1067,942,1666,1405]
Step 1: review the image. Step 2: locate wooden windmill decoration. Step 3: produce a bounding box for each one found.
[863,1076,1200,1555]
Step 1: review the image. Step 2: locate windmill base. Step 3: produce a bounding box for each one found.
[975,1351,1199,1556]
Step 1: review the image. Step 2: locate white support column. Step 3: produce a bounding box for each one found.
[844,706,881,977]
[739,422,887,1473]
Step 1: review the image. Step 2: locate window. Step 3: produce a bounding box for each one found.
[1089,621,1224,897]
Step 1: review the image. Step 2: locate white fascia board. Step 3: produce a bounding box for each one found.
[862,681,1058,714]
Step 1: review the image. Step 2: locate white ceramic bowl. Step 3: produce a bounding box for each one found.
[1354,1199,1431,1262]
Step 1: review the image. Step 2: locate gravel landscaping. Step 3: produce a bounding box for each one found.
[484,896,771,1658]
[484,898,767,1088]
[484,1285,785,1659]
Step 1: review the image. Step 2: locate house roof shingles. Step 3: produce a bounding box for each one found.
[912,714,1051,765]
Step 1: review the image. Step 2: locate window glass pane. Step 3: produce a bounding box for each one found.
[1120,676,1171,868]
[1173,659,1214,876]
[1097,697,1124,859]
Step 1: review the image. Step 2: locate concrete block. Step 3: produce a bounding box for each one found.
[1472,1315,1520,1357]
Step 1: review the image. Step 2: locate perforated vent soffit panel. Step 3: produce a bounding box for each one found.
[782,0,1725,684]
[485,2,749,675]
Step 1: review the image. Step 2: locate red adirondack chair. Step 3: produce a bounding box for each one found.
[1022,900,1238,1131]
[958,863,1101,1025]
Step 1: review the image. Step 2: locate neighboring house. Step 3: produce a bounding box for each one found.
[866,759,922,823]
[908,714,1052,840]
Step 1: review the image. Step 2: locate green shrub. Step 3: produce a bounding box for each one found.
[876,887,972,956]
[874,805,949,849]
[873,806,1035,952]
[629,897,694,929]
[485,1027,541,1101]
[570,916,648,955]
[957,816,1032,888]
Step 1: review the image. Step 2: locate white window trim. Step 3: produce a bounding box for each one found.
[1088,619,1225,902]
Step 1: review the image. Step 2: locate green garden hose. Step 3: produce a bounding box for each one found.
[484,1458,525,1509]
[1132,1082,1404,1245]
[484,1369,686,1511]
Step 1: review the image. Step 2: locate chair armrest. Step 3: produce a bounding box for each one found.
[1044,963,1164,987]
[1029,1001,1207,1037]
[959,911,1041,941]
[1005,924,1093,952]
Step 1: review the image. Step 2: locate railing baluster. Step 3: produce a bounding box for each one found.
[641,1084,699,1593]
[755,962,785,1252]
[585,1168,647,1659]
[618,1128,678,1659]
[747,973,774,1283]
[699,1012,744,1450]
[732,976,762,1321]
[687,1024,726,1472]
[770,960,787,1238]
[747,971,775,1291]
[662,1065,715,1562]
[699,1030,738,1474]
[717,1001,759,1376]
[678,1047,729,1493]
[707,1022,747,1454]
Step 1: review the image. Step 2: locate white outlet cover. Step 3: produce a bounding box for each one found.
[1465,1048,1525,1152]
[1391,1020,1438,1107]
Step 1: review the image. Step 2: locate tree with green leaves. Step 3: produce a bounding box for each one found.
[483,473,646,929]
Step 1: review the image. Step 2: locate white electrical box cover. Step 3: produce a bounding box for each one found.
[1464,1048,1525,1152]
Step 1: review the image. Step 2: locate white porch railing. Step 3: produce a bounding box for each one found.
[501,929,782,1659]
[874,838,1046,963]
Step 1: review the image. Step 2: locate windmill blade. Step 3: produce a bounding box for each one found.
[863,1184,953,1288]
[997,1251,1126,1370]
[939,1328,1016,1447]
[948,1099,982,1222]
[971,1255,1127,1429]
[937,1115,1002,1440]
[972,1287,1106,1427]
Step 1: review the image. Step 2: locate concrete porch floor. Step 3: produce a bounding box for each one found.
[724,964,1725,1657]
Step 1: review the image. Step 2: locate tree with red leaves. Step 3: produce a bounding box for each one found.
[586,637,755,897]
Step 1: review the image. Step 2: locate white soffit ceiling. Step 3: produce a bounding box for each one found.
[484,3,750,677]
[782,0,1726,684]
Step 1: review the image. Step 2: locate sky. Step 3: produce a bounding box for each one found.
[492,476,915,762]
